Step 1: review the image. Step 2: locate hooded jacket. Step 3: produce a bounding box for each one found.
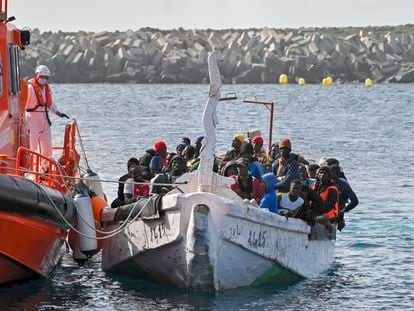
[272,153,299,192]
[259,173,278,213]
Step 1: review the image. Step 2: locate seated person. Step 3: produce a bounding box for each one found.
[176,143,187,157]
[149,154,171,195]
[111,157,139,208]
[252,135,268,164]
[124,165,150,201]
[330,164,358,231]
[259,173,278,213]
[278,180,304,217]
[166,155,187,182]
[265,143,280,171]
[239,142,266,182]
[224,133,244,161]
[272,138,299,193]
[310,166,339,222]
[139,149,155,180]
[220,160,238,177]
[183,145,196,170]
[230,158,264,202]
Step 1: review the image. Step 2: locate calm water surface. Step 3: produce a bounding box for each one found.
[1,83,413,310]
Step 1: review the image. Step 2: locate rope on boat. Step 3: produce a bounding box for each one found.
[73,119,91,171]
[37,182,152,240]
[2,166,188,187]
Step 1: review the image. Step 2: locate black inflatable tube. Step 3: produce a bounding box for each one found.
[0,174,76,229]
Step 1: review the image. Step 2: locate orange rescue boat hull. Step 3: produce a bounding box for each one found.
[0,211,67,285]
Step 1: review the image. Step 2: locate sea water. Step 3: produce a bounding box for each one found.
[0,83,413,310]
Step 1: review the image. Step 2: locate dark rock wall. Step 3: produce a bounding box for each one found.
[21,25,414,83]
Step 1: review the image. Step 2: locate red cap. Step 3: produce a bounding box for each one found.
[252,135,264,146]
[154,140,167,153]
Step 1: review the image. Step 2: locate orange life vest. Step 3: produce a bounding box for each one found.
[319,185,339,220]
[28,78,52,109]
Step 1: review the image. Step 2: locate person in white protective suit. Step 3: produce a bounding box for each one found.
[25,65,69,161]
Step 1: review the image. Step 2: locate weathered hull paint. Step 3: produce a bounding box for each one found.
[102,188,336,291]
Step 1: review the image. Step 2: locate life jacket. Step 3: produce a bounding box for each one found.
[27,78,52,111]
[319,185,339,220]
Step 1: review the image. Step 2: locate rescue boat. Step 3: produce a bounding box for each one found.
[0,1,103,285]
[100,47,336,290]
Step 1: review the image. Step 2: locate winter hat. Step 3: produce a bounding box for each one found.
[233,133,244,143]
[252,135,264,146]
[149,154,163,171]
[154,140,167,153]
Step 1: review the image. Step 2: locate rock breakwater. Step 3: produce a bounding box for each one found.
[21,25,414,83]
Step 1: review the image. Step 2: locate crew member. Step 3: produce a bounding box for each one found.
[26,65,69,160]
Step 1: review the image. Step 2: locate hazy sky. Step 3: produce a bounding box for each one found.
[8,0,414,32]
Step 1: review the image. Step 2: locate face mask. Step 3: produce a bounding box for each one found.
[38,78,47,85]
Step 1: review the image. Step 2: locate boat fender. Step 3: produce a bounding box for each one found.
[69,233,89,265]
[74,192,98,256]
[83,169,105,199]
[90,195,108,224]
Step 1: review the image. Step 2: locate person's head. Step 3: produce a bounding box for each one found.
[127,157,140,170]
[298,164,308,180]
[232,133,244,150]
[183,145,196,160]
[317,166,331,185]
[139,149,155,167]
[221,160,238,177]
[270,143,279,158]
[170,155,187,176]
[154,140,167,158]
[34,65,51,86]
[236,158,250,177]
[308,164,319,179]
[128,164,142,182]
[252,135,264,153]
[181,137,191,146]
[239,142,254,159]
[330,164,341,181]
[279,138,291,159]
[165,152,176,169]
[290,179,302,199]
[176,143,187,156]
[326,158,340,167]
[149,154,163,176]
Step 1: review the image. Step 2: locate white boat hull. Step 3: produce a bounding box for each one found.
[101,181,335,290]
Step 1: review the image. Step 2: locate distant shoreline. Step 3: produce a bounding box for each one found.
[21,25,414,84]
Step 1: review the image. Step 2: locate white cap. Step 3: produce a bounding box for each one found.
[35,65,51,77]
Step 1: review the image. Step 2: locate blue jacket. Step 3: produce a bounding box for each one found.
[249,160,266,181]
[335,178,359,212]
[272,153,299,192]
[259,173,278,213]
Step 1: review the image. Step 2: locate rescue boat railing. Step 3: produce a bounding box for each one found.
[15,147,71,192]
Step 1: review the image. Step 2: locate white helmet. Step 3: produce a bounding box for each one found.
[35,65,51,77]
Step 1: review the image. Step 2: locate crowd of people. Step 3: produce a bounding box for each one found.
[111,133,358,231]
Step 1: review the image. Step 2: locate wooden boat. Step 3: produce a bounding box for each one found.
[0,1,101,285]
[100,47,336,290]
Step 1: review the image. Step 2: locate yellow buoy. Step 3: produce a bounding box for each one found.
[365,78,373,87]
[326,76,333,85]
[279,74,288,84]
[298,78,306,85]
[322,78,328,86]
